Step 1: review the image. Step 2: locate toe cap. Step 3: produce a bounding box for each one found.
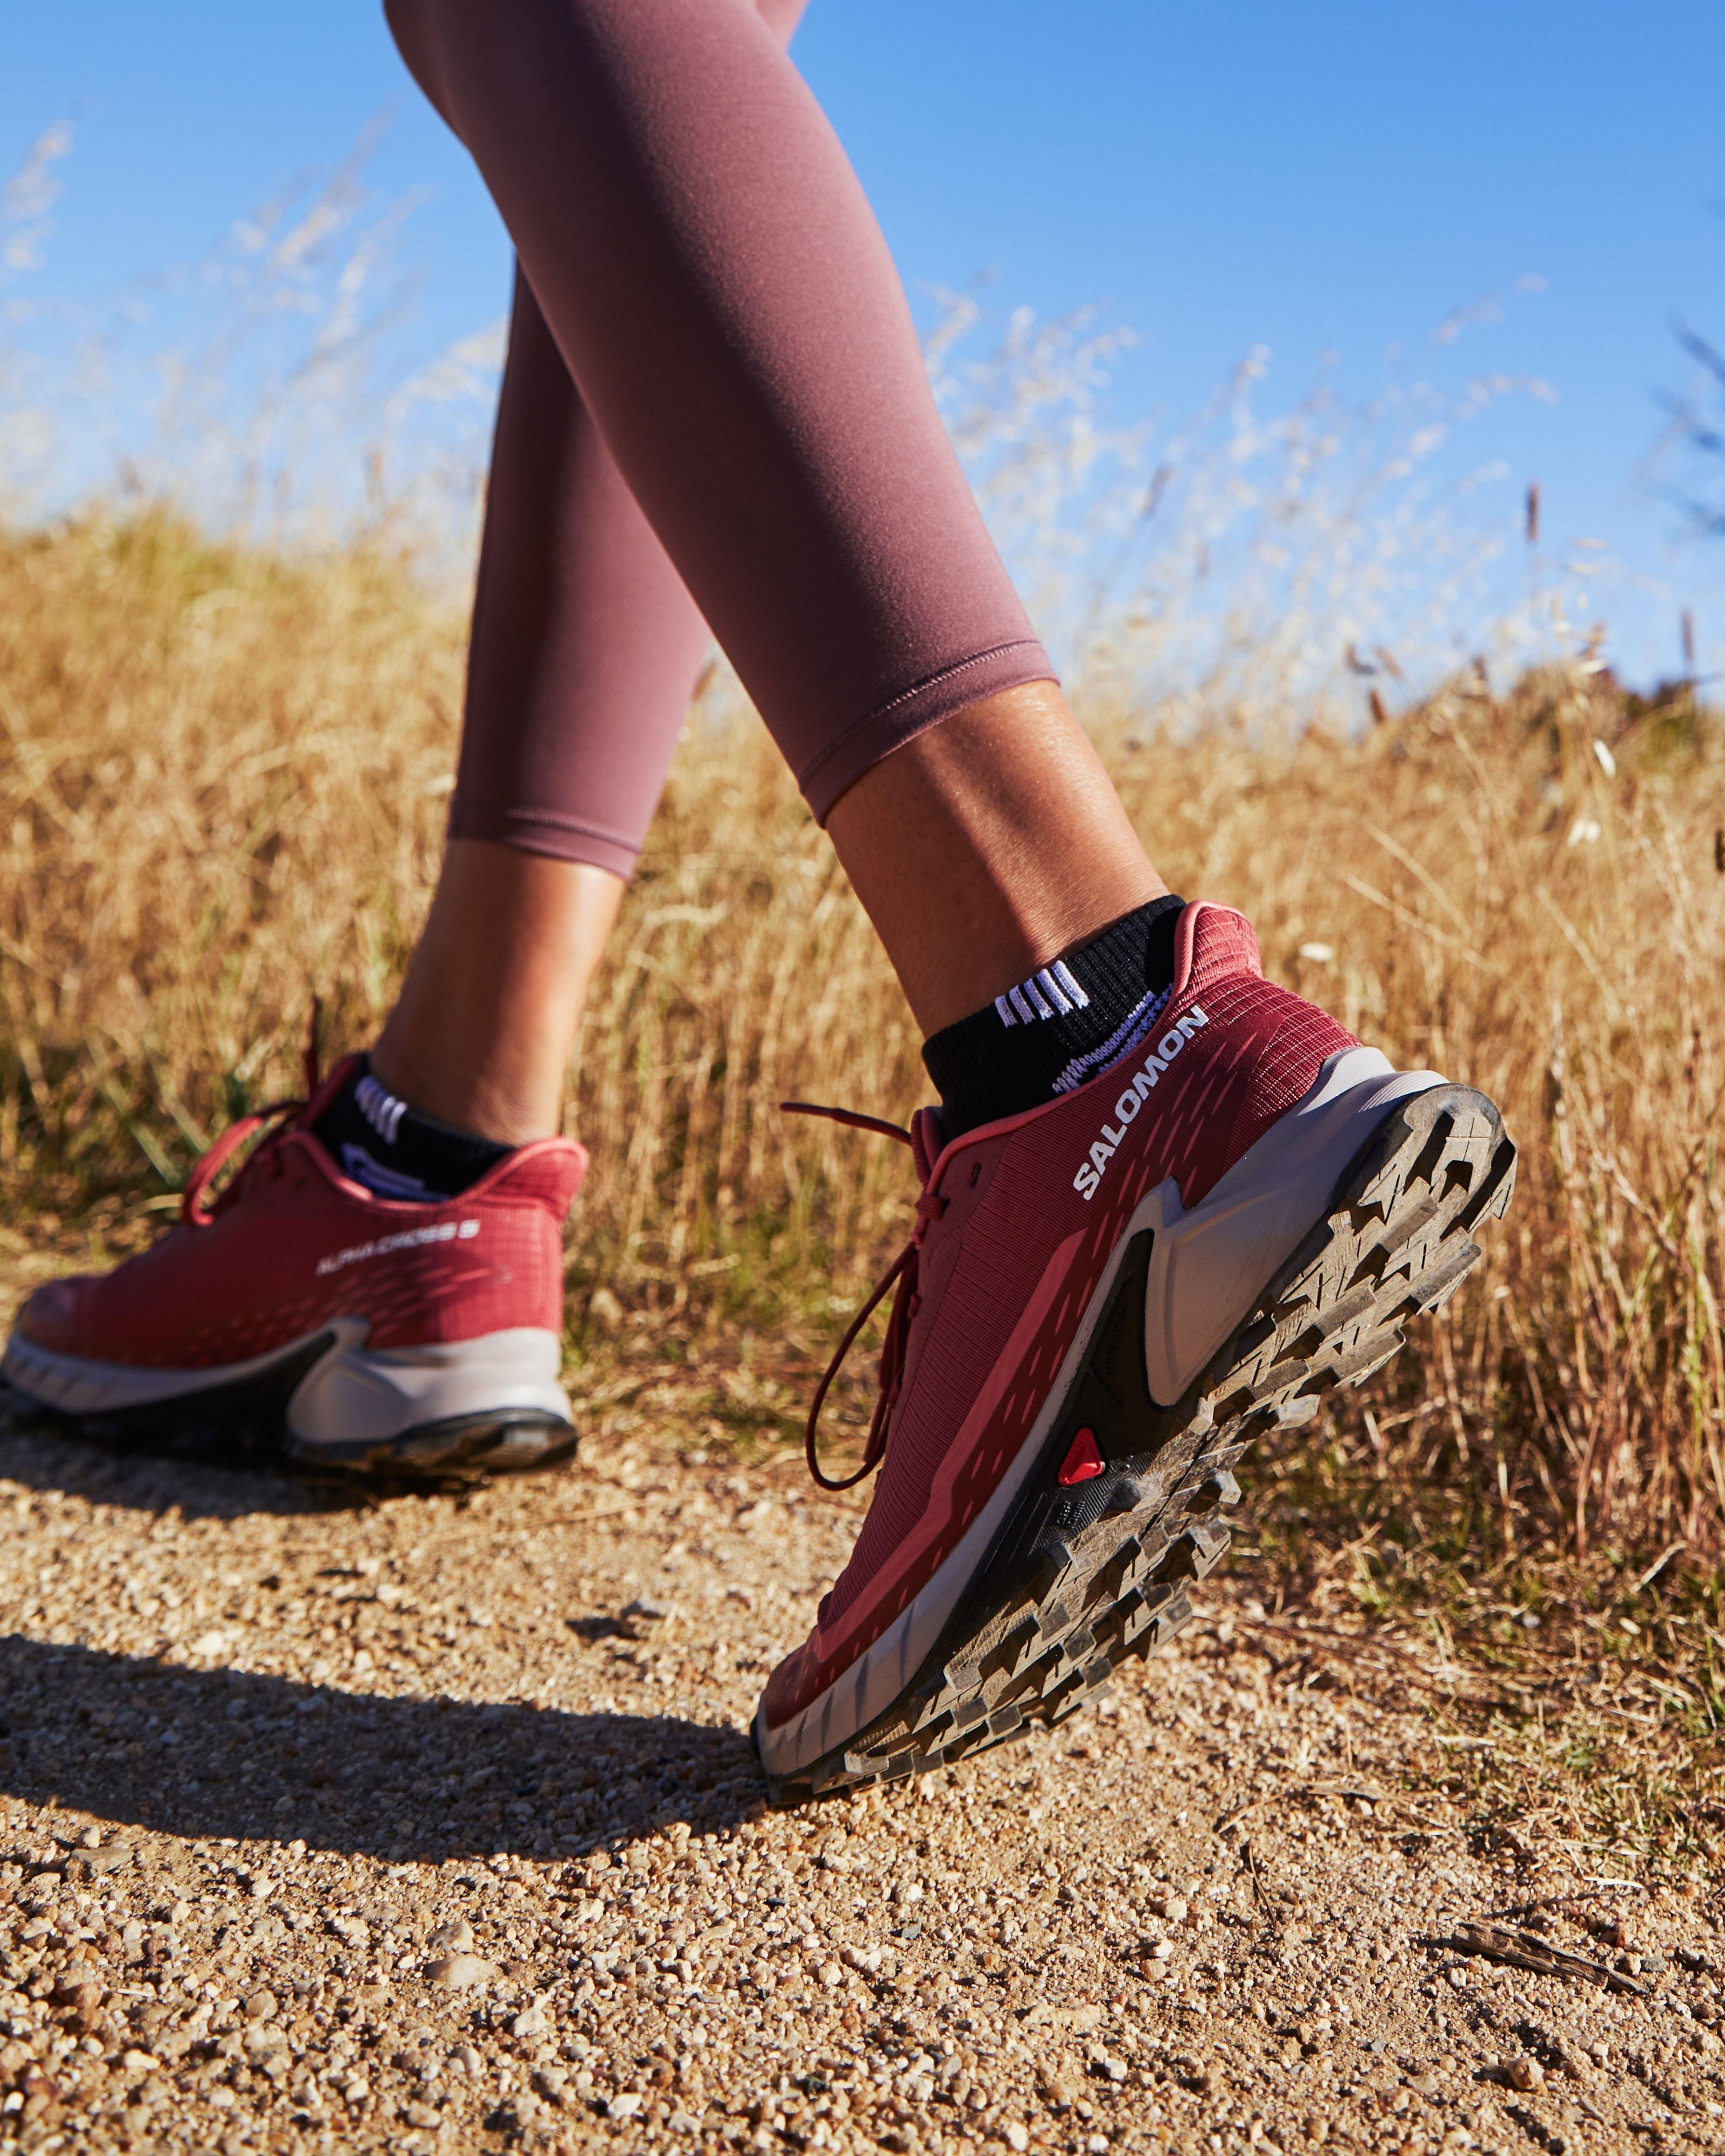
[15,1276,92,1356]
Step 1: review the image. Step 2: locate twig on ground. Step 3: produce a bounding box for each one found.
[1215,1780,1404,1832]
[1438,1921,1646,1996]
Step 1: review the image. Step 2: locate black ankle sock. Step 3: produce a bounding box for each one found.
[921,896,1186,1138]
[313,1059,513,1202]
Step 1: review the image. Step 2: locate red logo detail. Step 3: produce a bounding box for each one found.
[1057,1427,1105,1486]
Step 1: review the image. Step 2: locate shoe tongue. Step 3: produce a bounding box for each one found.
[910,1107,942,1183]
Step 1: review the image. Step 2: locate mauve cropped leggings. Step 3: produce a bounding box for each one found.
[383,0,1055,877]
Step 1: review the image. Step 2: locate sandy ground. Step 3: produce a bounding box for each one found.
[2,1396,1722,2156]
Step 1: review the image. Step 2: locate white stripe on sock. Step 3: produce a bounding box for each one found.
[994,956,1099,1029]
[356,1073,409,1146]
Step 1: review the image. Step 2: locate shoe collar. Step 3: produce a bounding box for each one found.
[912,901,1261,1193]
[292,1054,588,1207]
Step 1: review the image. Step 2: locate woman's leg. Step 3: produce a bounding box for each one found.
[371,268,709,1140]
[381,0,1164,1060]
[372,0,821,1144]
[445,270,716,884]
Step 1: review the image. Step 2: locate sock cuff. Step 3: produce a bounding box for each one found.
[313,1055,514,1201]
[922,895,1185,1136]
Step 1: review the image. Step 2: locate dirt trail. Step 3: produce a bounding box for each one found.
[1,1404,1721,2156]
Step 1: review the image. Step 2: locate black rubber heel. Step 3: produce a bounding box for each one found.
[284,1408,578,1478]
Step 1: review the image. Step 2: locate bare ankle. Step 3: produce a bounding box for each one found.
[825,683,1166,1034]
[372,839,623,1143]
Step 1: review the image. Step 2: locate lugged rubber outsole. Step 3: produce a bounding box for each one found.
[762,1082,1516,1804]
[3,1333,578,1482]
[284,1406,578,1478]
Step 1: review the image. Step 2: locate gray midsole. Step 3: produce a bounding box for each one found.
[2,1323,571,1448]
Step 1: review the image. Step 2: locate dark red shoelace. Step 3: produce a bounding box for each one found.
[781,1100,944,1492]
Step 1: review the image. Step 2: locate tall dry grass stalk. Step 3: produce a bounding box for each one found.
[1,511,1720,1564]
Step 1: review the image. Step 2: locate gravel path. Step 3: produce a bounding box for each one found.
[1,1403,1721,2156]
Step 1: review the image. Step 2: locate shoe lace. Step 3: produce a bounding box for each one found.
[781,1099,944,1493]
[180,1010,323,1229]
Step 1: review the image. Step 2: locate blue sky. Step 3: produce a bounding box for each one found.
[5,0,1724,687]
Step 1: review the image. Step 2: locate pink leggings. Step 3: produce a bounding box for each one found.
[384,0,1055,877]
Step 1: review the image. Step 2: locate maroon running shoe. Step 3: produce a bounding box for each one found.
[3,1055,585,1475]
[754,902,1515,1798]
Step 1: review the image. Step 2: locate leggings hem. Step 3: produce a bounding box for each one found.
[798,638,1058,824]
[447,799,641,880]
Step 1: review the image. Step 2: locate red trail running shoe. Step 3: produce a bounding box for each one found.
[755,903,1515,1799]
[3,1057,584,1475]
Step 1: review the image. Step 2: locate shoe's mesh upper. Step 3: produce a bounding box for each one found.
[824,1117,1086,1633]
[18,1128,586,1366]
[816,905,1356,1646]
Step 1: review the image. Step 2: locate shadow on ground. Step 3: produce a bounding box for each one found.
[0,1636,765,1862]
[0,1390,487,1520]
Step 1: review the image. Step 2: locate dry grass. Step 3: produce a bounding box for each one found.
[2,511,1723,1615]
